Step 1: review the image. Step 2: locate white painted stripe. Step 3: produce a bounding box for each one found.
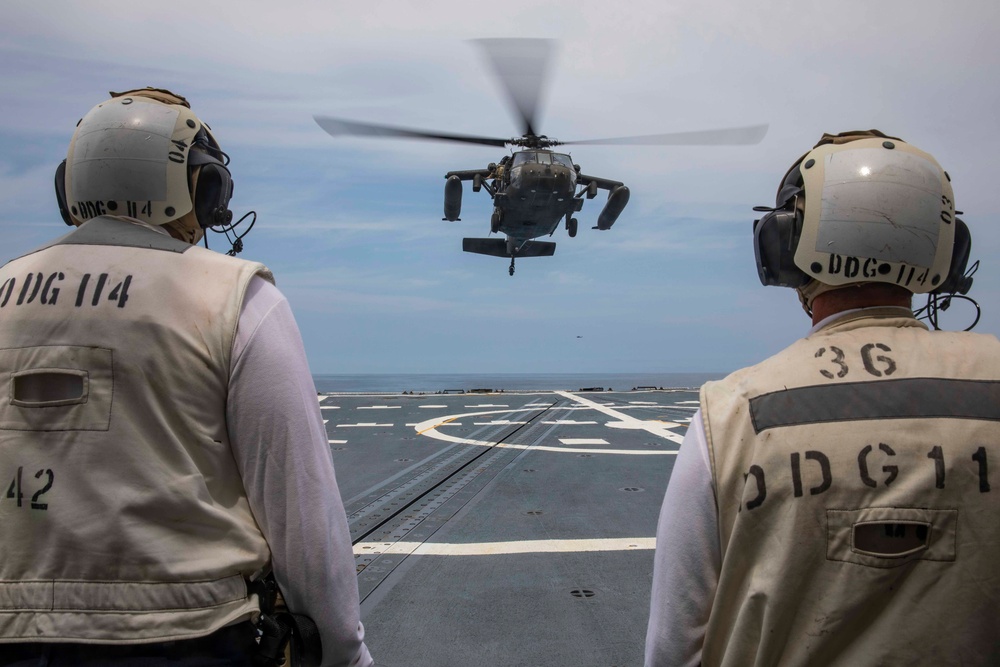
[337,423,393,428]
[473,420,526,425]
[418,405,449,409]
[629,401,658,405]
[557,391,686,444]
[466,404,508,408]
[353,537,655,557]
[358,405,402,410]
[413,410,677,455]
[317,396,327,403]
[323,419,328,425]
[320,406,340,410]
[542,420,598,425]
[678,401,700,405]
[559,438,609,445]
[328,440,347,444]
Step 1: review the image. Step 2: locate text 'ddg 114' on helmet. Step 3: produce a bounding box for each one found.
[753,131,971,296]
[54,87,234,245]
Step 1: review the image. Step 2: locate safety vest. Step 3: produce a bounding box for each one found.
[0,216,273,643]
[701,308,1000,666]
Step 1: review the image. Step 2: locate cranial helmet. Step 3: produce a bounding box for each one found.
[55,87,234,244]
[752,130,971,307]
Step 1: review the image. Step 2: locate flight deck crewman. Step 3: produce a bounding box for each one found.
[0,88,373,666]
[644,130,999,666]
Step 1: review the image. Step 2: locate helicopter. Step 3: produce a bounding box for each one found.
[315,39,768,276]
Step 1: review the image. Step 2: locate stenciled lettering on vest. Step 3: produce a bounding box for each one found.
[827,253,930,289]
[815,343,897,380]
[0,272,132,309]
[741,443,992,511]
[5,466,55,511]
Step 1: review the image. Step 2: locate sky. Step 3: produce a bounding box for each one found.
[1,0,998,375]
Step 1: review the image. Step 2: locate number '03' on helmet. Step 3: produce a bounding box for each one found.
[55,87,233,244]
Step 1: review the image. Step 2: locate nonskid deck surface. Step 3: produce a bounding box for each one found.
[323,389,698,667]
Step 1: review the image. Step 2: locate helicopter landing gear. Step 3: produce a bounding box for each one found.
[491,211,501,234]
[509,257,515,276]
[566,216,578,238]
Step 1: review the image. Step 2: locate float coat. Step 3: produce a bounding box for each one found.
[700,309,1000,666]
[0,216,273,644]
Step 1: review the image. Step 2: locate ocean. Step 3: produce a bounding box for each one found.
[312,372,725,393]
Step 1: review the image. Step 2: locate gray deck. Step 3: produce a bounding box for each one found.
[324,388,697,667]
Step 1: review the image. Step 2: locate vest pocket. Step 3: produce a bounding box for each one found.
[827,507,957,568]
[0,346,112,431]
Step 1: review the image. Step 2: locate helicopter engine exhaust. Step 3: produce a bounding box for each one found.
[595,185,630,230]
[443,175,463,221]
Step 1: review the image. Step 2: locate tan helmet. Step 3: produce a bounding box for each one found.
[57,87,233,244]
[753,130,970,310]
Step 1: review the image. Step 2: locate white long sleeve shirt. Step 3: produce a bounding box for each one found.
[228,276,372,667]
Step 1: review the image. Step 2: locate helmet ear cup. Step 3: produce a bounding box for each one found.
[753,205,810,288]
[191,157,234,229]
[933,218,973,295]
[54,159,73,226]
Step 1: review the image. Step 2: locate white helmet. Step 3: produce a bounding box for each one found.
[753,130,970,302]
[56,87,234,244]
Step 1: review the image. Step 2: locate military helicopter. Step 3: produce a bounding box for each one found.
[315,39,767,276]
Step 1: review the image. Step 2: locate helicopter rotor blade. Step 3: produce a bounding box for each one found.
[473,38,555,138]
[314,116,510,148]
[560,124,770,146]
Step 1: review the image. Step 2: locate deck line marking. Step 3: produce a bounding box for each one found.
[542,420,598,425]
[353,537,655,557]
[320,406,340,410]
[557,391,685,444]
[414,409,677,455]
[337,423,393,428]
[358,405,402,410]
[559,438,609,445]
[328,440,348,444]
[418,405,448,409]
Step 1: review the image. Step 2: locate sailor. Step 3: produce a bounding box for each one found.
[0,88,372,666]
[645,130,999,666]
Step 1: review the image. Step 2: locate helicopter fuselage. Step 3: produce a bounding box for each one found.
[492,150,580,241]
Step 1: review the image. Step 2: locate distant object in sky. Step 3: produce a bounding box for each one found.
[315,39,768,276]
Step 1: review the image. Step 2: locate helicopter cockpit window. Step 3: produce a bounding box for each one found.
[512,153,535,167]
[536,152,552,165]
[553,154,574,169]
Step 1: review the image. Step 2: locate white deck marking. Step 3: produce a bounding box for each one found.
[678,400,700,405]
[418,405,449,409]
[353,537,654,557]
[542,420,598,425]
[323,419,328,424]
[414,409,677,455]
[320,406,340,410]
[558,438,610,445]
[358,405,402,410]
[465,404,508,408]
[337,423,393,428]
[557,391,685,444]
[317,396,327,403]
[629,401,658,405]
[328,440,348,444]
[473,420,525,425]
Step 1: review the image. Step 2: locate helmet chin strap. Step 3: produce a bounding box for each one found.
[795,280,841,317]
